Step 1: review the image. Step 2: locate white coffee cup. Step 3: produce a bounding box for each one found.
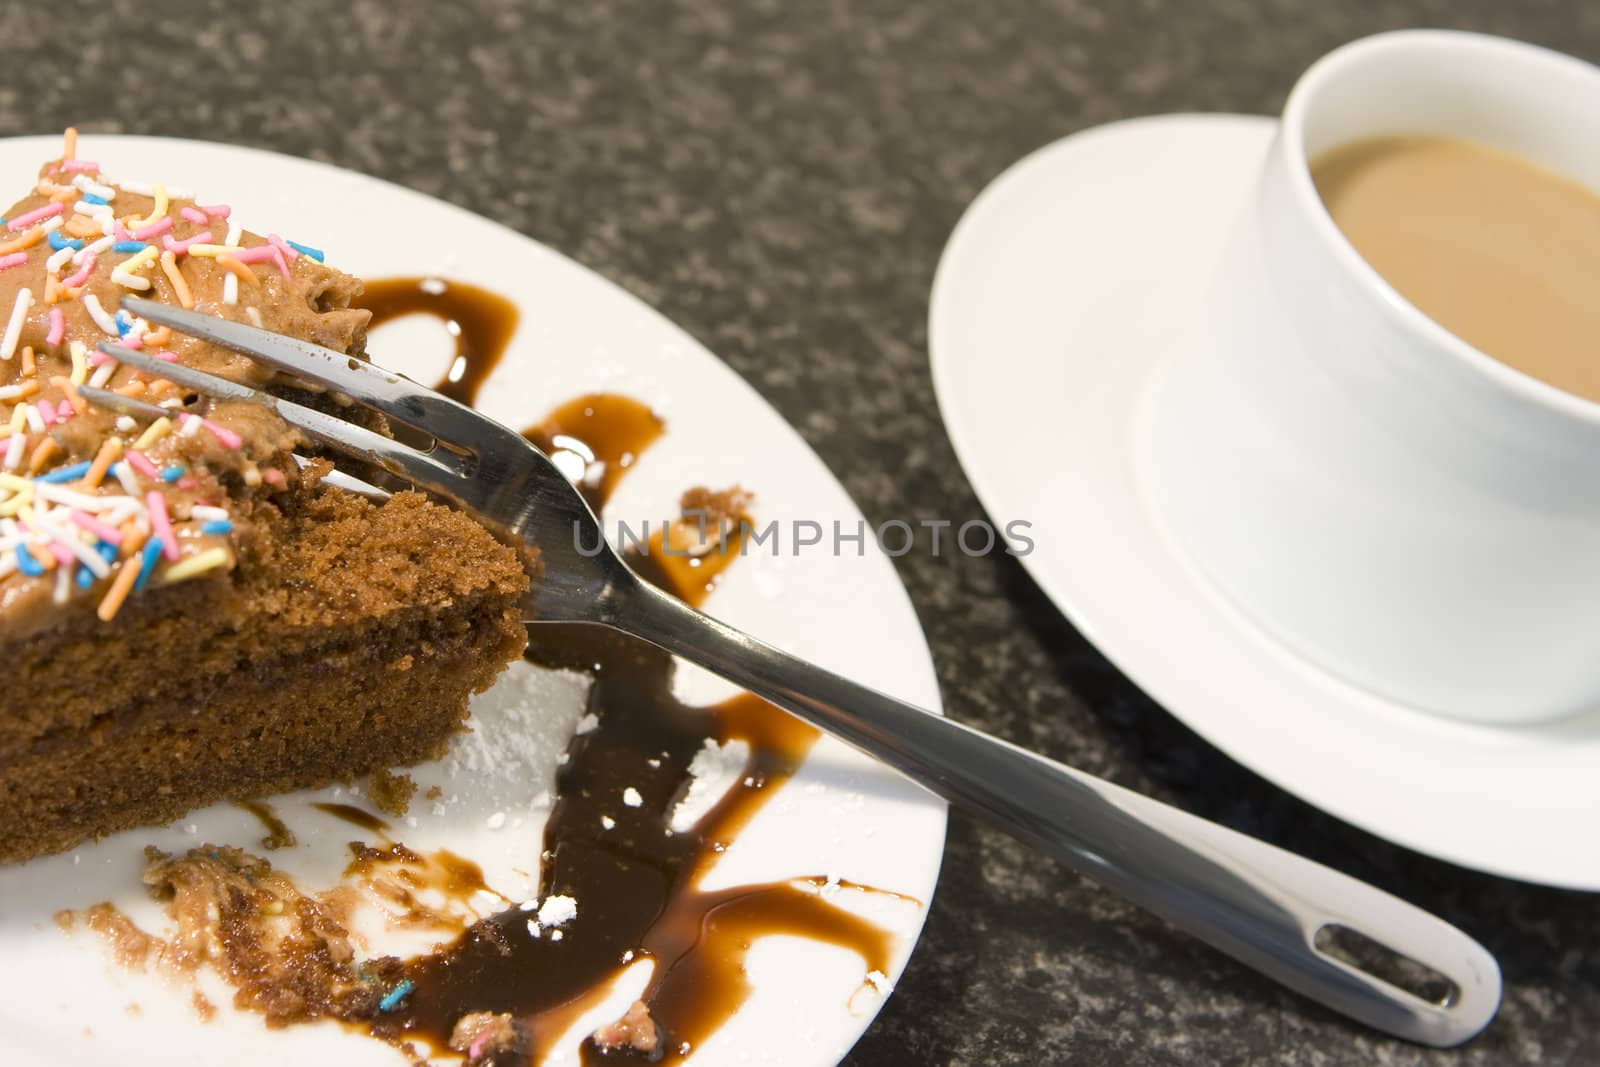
[1147,30,1600,726]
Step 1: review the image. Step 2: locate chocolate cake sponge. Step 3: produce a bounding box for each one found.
[0,136,531,863]
[0,487,529,864]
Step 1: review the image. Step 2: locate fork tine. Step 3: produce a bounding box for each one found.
[120,295,480,438]
[96,342,468,496]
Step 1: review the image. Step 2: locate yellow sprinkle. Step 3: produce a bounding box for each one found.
[0,495,29,518]
[9,406,24,432]
[0,473,30,491]
[163,546,231,583]
[127,182,168,230]
[182,244,245,258]
[159,252,194,310]
[121,245,161,274]
[133,416,171,451]
[69,341,87,386]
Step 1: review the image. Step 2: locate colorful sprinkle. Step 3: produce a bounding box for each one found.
[46,230,82,251]
[377,980,414,1013]
[1,288,33,360]
[6,203,64,232]
[199,519,233,536]
[285,239,324,261]
[111,240,146,253]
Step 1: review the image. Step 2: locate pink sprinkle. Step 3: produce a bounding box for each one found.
[177,476,197,490]
[148,349,178,362]
[61,160,101,173]
[124,449,159,479]
[204,420,243,449]
[201,204,232,219]
[70,509,123,545]
[262,468,286,488]
[55,400,74,421]
[266,233,299,260]
[62,254,95,288]
[113,222,133,242]
[180,206,208,225]
[132,216,175,241]
[6,203,63,232]
[0,252,27,271]
[45,307,64,346]
[146,490,180,561]
[88,352,112,367]
[226,246,278,264]
[161,229,211,254]
[120,335,144,351]
[36,403,56,428]
[48,542,73,567]
[270,248,292,281]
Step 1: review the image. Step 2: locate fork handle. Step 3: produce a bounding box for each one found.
[612,578,1500,1047]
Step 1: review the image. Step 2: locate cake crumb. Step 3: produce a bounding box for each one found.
[53,909,74,932]
[536,895,578,928]
[449,1011,530,1063]
[593,1000,662,1059]
[193,991,216,1021]
[575,712,601,735]
[425,786,443,800]
[622,787,643,808]
[368,769,417,817]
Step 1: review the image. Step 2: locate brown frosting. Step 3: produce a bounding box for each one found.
[0,138,373,631]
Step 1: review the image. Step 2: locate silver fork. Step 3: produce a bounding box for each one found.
[98,295,1500,1047]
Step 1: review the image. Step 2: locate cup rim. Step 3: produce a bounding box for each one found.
[1279,28,1600,425]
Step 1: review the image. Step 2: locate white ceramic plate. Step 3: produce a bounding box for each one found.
[0,135,947,1063]
[928,113,1600,890]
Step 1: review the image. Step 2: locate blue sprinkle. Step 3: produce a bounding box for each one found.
[97,541,118,564]
[133,537,163,591]
[82,193,108,206]
[160,465,185,483]
[286,239,324,262]
[76,564,94,589]
[15,544,43,577]
[112,240,147,254]
[115,310,133,337]
[37,460,91,483]
[377,979,413,1013]
[47,231,83,251]
[200,519,233,536]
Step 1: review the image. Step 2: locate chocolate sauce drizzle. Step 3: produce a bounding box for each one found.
[352,280,906,1064]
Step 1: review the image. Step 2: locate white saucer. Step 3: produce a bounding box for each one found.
[928,113,1600,890]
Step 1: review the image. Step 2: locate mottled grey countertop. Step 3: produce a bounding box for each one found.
[8,1,1598,1063]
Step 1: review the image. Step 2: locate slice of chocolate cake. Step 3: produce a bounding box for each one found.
[0,131,531,863]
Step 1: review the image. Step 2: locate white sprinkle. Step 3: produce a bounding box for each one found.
[81,293,118,336]
[179,414,204,437]
[574,713,600,735]
[110,267,151,291]
[113,461,141,497]
[114,415,136,433]
[71,174,116,200]
[518,899,538,912]
[52,563,69,604]
[622,787,642,808]
[116,179,194,199]
[600,815,616,830]
[74,234,114,264]
[46,245,74,273]
[88,363,115,389]
[222,269,238,306]
[23,404,44,433]
[4,433,24,470]
[536,895,578,928]
[190,505,230,521]
[0,287,32,360]
[485,811,507,830]
[0,384,31,399]
[244,306,263,328]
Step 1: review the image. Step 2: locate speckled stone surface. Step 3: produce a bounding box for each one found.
[4,1,1598,1063]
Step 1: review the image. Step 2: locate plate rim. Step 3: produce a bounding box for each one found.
[0,131,951,1063]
